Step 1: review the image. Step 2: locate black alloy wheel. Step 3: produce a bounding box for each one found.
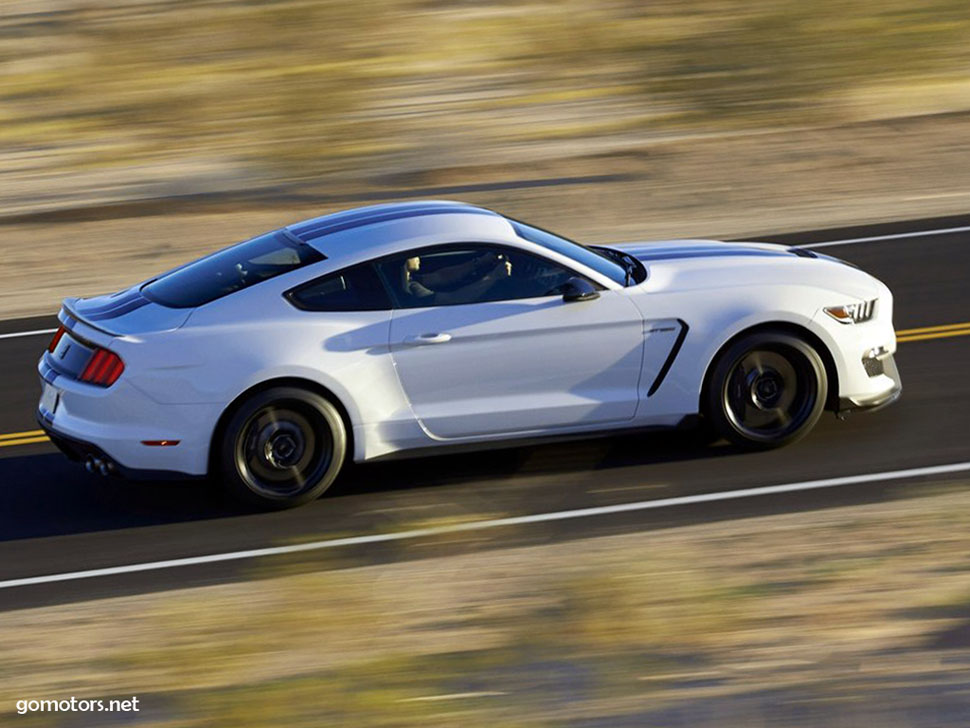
[220,387,346,509]
[707,331,827,449]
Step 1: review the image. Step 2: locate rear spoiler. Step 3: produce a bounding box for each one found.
[60,299,118,337]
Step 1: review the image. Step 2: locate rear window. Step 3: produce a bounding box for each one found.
[143,231,324,308]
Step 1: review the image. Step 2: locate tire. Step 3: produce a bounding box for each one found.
[705,331,827,450]
[219,386,347,509]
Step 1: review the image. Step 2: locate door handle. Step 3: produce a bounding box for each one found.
[406,332,452,345]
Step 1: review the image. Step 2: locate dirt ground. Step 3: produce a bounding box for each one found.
[2,480,970,726]
[2,111,969,320]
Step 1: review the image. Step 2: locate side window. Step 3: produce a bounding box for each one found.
[375,245,592,309]
[286,263,392,311]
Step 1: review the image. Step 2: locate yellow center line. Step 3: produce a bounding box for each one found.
[897,328,970,343]
[896,321,970,336]
[0,429,45,441]
[0,321,968,448]
[0,435,49,448]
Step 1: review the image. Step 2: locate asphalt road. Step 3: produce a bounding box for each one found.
[1,215,969,610]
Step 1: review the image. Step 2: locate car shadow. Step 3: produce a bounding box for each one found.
[0,453,241,542]
[0,427,731,543]
[331,427,726,497]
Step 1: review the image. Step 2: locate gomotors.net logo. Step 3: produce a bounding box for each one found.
[16,696,140,715]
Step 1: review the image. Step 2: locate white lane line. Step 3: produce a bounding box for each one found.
[588,483,668,494]
[800,225,970,249]
[904,192,970,201]
[0,328,57,341]
[1,460,969,592]
[400,692,506,703]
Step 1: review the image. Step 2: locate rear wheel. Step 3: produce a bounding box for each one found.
[219,387,346,509]
[706,331,827,449]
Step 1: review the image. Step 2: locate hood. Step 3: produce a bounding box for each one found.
[603,239,803,264]
[63,286,192,336]
[602,239,881,300]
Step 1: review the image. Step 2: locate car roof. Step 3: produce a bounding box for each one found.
[285,200,505,245]
[278,200,626,288]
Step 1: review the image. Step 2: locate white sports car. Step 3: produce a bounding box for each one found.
[38,201,901,508]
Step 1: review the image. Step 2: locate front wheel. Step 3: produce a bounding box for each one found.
[219,387,347,509]
[706,331,827,449]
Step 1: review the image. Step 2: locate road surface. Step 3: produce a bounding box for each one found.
[1,214,968,610]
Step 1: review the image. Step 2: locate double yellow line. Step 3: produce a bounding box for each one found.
[0,430,48,448]
[896,321,970,343]
[0,320,968,451]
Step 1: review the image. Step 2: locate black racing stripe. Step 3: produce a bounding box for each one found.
[293,205,490,240]
[85,295,151,321]
[289,204,403,236]
[61,302,116,336]
[289,201,477,237]
[290,204,412,237]
[294,206,497,242]
[39,358,59,385]
[634,249,791,263]
[76,289,143,316]
[647,319,689,397]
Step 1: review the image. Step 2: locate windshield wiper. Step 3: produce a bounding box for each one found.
[618,252,637,285]
[611,250,637,285]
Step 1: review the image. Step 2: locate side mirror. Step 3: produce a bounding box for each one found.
[561,277,600,303]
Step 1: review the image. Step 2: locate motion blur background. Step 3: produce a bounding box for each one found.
[3,0,970,315]
[3,2,970,726]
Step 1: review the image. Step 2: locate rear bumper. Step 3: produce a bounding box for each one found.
[37,355,218,476]
[37,415,199,481]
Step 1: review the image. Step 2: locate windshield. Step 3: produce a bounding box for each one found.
[509,220,629,285]
[143,230,324,308]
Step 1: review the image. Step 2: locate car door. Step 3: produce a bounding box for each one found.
[378,244,646,439]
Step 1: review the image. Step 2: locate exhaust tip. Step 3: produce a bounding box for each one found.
[83,454,116,477]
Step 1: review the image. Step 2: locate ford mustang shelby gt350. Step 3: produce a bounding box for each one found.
[38,201,901,508]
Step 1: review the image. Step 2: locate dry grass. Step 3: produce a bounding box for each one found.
[2,0,970,210]
[3,483,970,725]
[3,1,970,317]
[5,0,969,172]
[4,107,970,319]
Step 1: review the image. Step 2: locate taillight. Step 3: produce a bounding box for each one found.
[79,348,125,387]
[47,326,66,353]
